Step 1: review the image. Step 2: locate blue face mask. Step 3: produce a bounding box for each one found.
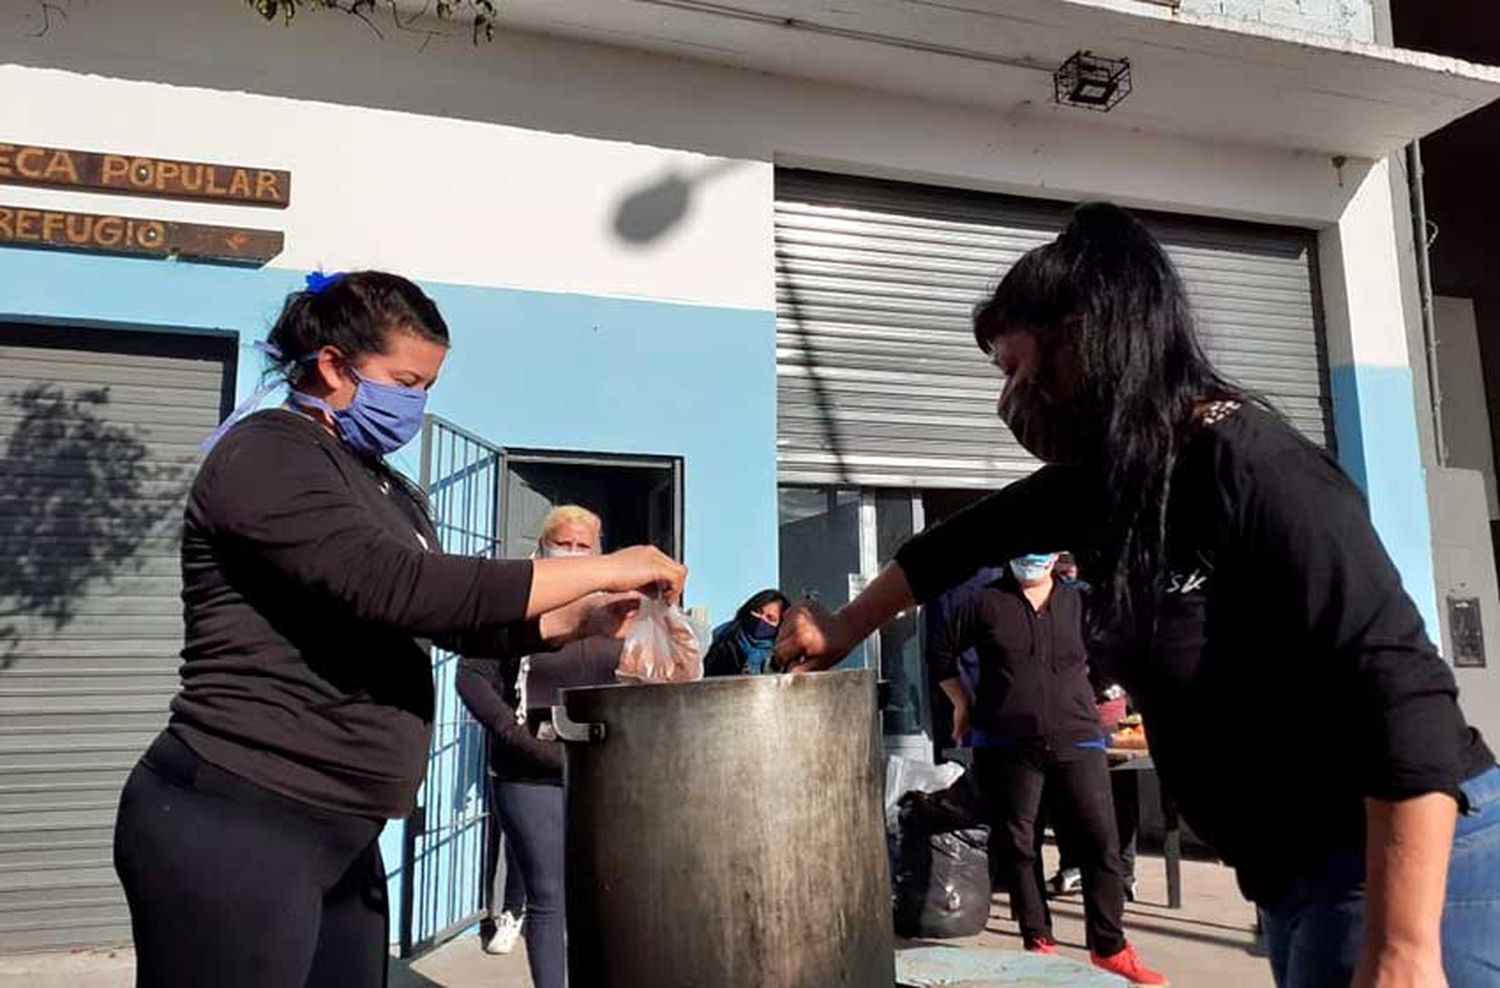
[290,367,427,459]
[1008,553,1057,585]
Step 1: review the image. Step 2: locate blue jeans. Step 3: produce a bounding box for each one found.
[495,782,566,988]
[482,775,528,933]
[1262,766,1500,987]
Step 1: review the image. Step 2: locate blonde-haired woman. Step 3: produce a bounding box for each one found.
[458,503,619,988]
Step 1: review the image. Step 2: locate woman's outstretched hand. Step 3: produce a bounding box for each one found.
[527,546,685,620]
[604,546,687,604]
[772,567,916,672]
[540,592,643,644]
[772,600,857,673]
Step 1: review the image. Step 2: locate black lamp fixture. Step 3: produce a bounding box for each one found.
[1053,50,1132,112]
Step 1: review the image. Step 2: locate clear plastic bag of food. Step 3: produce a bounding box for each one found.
[617,596,705,683]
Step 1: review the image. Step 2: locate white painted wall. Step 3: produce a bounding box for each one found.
[1317,159,1442,636]
[1435,296,1500,518]
[0,66,773,312]
[1182,0,1375,42]
[1430,468,1500,750]
[1318,160,1416,370]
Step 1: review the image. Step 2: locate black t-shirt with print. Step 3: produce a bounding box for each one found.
[896,403,1494,904]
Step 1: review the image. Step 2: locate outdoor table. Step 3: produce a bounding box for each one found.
[1108,748,1183,909]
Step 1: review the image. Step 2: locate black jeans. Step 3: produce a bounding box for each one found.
[1054,768,1138,883]
[976,745,1127,956]
[113,732,388,988]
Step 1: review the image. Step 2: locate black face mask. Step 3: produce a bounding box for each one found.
[998,376,1091,465]
[740,613,777,643]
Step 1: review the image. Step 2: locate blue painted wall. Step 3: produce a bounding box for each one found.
[416,281,779,622]
[0,249,779,638]
[1329,362,1442,641]
[0,248,778,944]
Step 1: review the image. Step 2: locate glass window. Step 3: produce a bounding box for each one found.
[781,485,1027,748]
[778,487,867,669]
[875,492,928,739]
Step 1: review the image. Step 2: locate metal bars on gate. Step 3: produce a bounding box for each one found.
[399,415,507,957]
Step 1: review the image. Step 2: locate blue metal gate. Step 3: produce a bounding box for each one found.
[398,415,507,956]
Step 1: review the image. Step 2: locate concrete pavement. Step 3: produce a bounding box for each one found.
[1,851,1273,987]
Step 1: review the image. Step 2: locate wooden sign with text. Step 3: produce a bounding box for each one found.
[0,203,284,265]
[0,142,290,208]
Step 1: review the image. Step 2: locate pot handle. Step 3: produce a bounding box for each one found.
[551,705,607,744]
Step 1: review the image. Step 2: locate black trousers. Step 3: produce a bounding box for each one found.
[1052,768,1139,882]
[113,732,388,988]
[975,745,1127,956]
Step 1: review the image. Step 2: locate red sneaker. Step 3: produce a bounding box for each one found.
[1024,936,1058,955]
[1091,943,1169,986]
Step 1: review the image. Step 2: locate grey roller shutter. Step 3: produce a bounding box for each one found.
[775,170,1331,488]
[0,325,234,950]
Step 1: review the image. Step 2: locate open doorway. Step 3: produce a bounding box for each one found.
[501,450,682,562]
[405,419,685,954]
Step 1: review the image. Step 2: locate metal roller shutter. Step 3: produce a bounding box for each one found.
[775,170,1331,488]
[0,324,234,950]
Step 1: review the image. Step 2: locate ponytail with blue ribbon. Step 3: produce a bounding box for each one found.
[305,270,345,295]
[198,271,347,454]
[198,341,293,454]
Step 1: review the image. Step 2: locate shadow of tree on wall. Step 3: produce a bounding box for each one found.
[0,383,188,667]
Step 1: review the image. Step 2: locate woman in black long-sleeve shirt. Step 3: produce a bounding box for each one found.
[112,271,685,988]
[776,205,1499,988]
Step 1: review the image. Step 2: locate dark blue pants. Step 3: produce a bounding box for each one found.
[496,781,566,988]
[483,775,528,933]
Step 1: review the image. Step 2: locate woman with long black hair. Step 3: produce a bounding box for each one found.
[703,588,790,677]
[112,271,685,987]
[775,205,1499,988]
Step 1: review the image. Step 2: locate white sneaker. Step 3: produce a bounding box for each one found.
[1046,868,1083,897]
[484,911,523,955]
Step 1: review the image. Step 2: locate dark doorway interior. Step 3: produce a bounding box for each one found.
[501,451,681,561]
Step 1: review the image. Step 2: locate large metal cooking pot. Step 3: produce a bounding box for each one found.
[554,670,894,988]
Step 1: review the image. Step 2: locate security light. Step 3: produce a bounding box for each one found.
[1054,51,1132,112]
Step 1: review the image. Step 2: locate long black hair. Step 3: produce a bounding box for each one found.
[973,203,1246,643]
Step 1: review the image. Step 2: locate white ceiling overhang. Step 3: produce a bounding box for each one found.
[482,0,1500,159]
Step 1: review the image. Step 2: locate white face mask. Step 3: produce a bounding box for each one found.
[1009,554,1057,585]
[539,542,594,559]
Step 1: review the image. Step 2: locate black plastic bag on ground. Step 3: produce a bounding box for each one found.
[891,796,991,940]
[902,772,987,833]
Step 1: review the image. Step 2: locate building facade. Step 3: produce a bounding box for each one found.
[1,0,1496,954]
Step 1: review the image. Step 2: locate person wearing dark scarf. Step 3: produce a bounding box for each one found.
[703,589,790,676]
